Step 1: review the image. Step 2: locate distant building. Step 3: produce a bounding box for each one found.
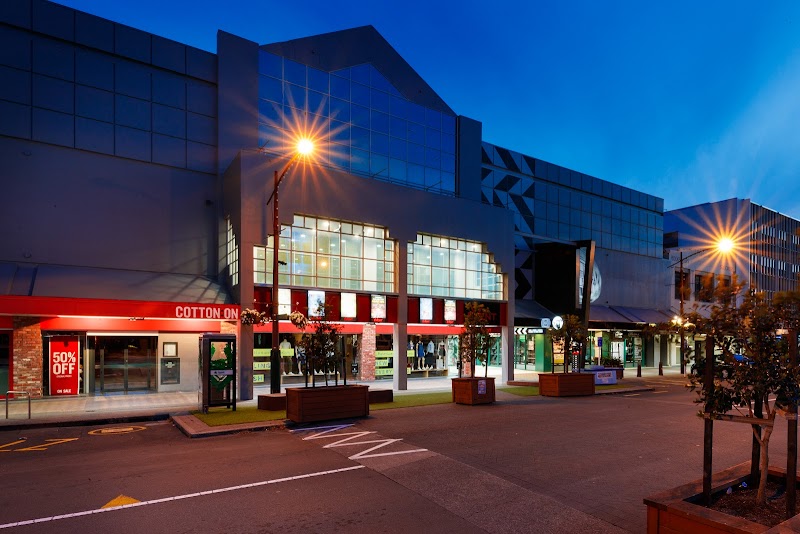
[665,198,800,306]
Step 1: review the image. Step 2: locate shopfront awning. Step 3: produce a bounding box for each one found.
[589,305,631,323]
[1,262,231,304]
[514,299,556,322]
[610,306,673,325]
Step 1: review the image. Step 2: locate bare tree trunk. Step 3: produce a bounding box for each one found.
[756,424,773,505]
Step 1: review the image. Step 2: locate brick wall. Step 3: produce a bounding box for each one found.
[12,317,43,398]
[360,323,376,381]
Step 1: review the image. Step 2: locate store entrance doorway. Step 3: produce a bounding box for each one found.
[89,335,157,394]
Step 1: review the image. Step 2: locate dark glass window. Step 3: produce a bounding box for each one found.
[259,75,282,103]
[284,59,306,86]
[350,64,370,85]
[695,273,714,302]
[330,98,350,122]
[425,128,441,150]
[258,99,282,125]
[442,154,455,174]
[407,122,425,145]
[330,121,350,145]
[425,147,440,168]
[390,96,407,118]
[371,110,390,134]
[351,127,369,151]
[307,90,328,116]
[351,83,370,107]
[351,148,369,174]
[426,109,441,129]
[371,132,389,155]
[390,116,407,139]
[330,75,349,100]
[442,114,455,135]
[371,89,390,113]
[307,67,328,94]
[389,137,406,159]
[286,83,305,109]
[351,105,370,129]
[407,143,425,165]
[258,52,282,78]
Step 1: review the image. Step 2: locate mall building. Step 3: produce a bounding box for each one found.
[1,0,680,402]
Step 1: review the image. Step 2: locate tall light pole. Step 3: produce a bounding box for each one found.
[669,238,735,375]
[267,139,314,394]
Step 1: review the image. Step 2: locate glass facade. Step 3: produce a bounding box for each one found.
[254,215,395,292]
[407,233,503,300]
[257,51,457,196]
[481,142,664,258]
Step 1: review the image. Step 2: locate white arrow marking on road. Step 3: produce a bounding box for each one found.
[0,465,365,530]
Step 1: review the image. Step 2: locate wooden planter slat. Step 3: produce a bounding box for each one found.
[539,373,595,397]
[451,377,496,405]
[286,385,369,423]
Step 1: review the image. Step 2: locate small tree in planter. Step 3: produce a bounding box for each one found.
[687,281,800,505]
[452,302,496,405]
[458,301,492,378]
[546,314,587,373]
[285,304,369,423]
[291,304,345,387]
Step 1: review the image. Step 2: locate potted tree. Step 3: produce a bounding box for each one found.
[539,314,594,397]
[284,303,369,423]
[645,282,800,531]
[452,302,496,405]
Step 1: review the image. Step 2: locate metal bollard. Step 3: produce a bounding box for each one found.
[658,362,663,376]
[636,363,642,377]
[5,390,31,419]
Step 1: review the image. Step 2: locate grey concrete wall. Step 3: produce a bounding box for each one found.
[457,116,483,203]
[1,137,217,275]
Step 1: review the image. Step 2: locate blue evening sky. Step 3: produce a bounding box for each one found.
[56,0,800,216]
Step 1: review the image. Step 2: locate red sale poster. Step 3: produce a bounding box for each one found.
[49,336,80,396]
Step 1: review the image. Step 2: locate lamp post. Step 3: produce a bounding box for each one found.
[267,139,314,394]
[669,239,735,375]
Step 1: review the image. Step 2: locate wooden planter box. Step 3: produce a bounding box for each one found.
[286,385,369,423]
[452,377,496,405]
[644,462,800,533]
[539,372,595,397]
[606,367,624,379]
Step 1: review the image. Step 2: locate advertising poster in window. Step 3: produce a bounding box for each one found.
[420,298,433,323]
[278,288,292,316]
[49,336,80,396]
[341,292,357,320]
[444,299,456,323]
[308,290,325,316]
[371,294,386,322]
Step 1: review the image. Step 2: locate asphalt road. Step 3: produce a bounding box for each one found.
[0,376,790,533]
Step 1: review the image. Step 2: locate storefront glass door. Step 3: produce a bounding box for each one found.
[90,336,157,394]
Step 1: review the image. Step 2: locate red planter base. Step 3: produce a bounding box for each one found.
[538,373,595,397]
[451,377,496,405]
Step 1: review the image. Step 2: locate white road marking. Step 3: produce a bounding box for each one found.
[0,465,365,530]
[292,424,428,459]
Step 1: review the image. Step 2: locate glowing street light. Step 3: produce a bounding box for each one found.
[672,237,736,375]
[267,137,315,394]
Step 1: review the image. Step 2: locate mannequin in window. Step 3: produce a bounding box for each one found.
[416,340,425,370]
[426,339,435,369]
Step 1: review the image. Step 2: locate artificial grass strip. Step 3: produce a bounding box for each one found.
[497,386,540,396]
[596,384,629,391]
[370,391,453,410]
[192,406,286,426]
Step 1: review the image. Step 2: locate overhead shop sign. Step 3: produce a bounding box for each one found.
[514,327,544,335]
[49,336,80,396]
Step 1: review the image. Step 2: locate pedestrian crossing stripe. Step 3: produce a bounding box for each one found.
[102,495,141,508]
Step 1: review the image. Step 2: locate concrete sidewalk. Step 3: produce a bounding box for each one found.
[1,366,681,433]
